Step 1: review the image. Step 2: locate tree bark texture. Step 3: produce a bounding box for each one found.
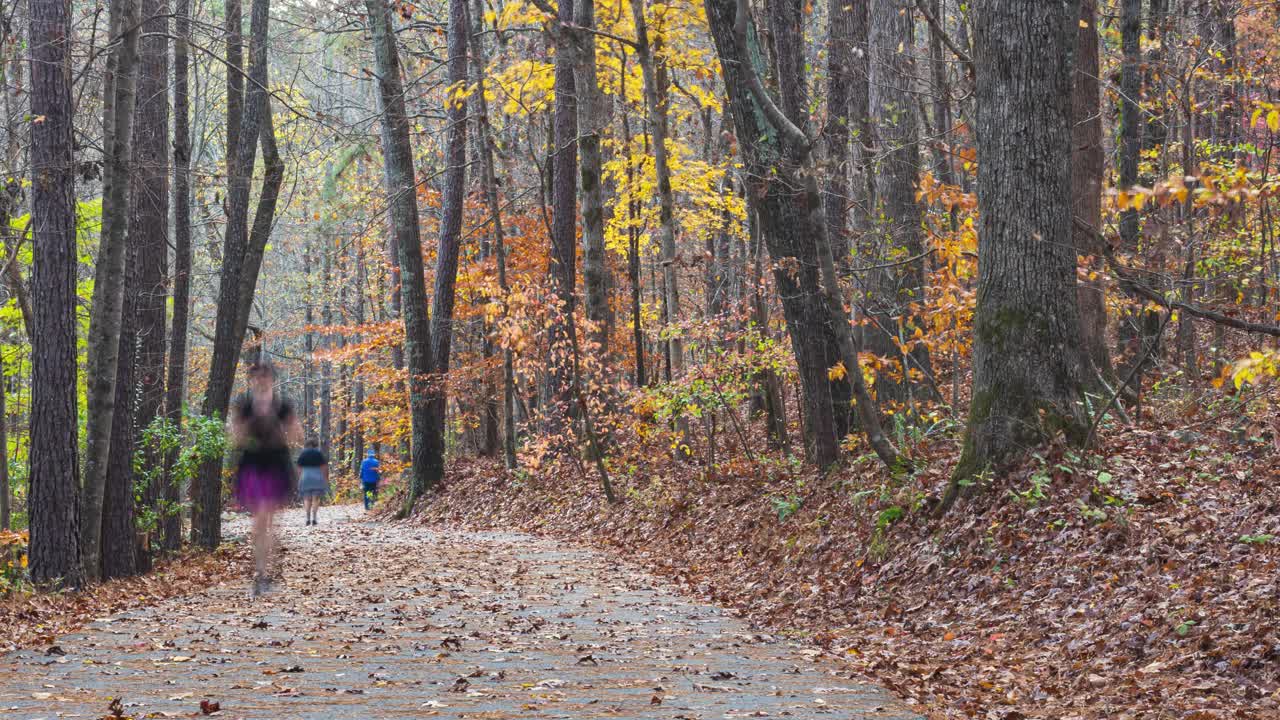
[101,245,139,580]
[575,0,611,355]
[544,0,579,430]
[28,0,83,586]
[946,0,1088,507]
[1118,0,1141,246]
[822,0,865,269]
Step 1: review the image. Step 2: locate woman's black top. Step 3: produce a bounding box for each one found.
[234,393,295,471]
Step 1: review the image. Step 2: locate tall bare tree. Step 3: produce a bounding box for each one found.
[544,0,579,428]
[575,0,611,355]
[28,0,82,586]
[131,0,171,565]
[630,0,682,381]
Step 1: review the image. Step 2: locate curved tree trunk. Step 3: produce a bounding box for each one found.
[703,0,855,467]
[192,0,279,547]
[944,0,1088,511]
[366,0,446,502]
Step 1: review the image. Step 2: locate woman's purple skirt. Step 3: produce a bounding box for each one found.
[234,464,291,512]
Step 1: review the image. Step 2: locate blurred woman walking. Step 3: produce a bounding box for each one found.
[230,361,300,598]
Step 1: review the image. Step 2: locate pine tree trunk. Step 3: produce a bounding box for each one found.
[945,0,1088,510]
[28,0,82,586]
[366,0,445,502]
[81,0,140,580]
[101,251,139,580]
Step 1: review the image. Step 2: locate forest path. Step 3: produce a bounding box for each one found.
[1,505,921,719]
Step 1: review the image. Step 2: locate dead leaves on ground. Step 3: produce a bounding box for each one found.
[1,545,248,652]
[410,424,1280,719]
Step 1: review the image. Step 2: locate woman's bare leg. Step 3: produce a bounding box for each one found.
[252,508,270,580]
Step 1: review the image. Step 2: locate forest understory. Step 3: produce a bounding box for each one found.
[405,395,1280,720]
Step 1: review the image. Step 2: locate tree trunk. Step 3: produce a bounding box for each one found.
[1118,0,1141,246]
[81,0,140,580]
[1071,0,1113,383]
[470,0,518,468]
[619,56,645,387]
[0,350,8,531]
[864,0,930,409]
[321,242,333,454]
[366,0,446,502]
[162,0,192,553]
[631,0,682,379]
[944,0,1088,510]
[822,0,865,270]
[101,249,139,580]
[704,0,852,467]
[28,0,82,585]
[192,0,279,548]
[544,0,579,431]
[428,0,468,444]
[225,0,243,180]
[575,0,611,355]
[130,0,171,566]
